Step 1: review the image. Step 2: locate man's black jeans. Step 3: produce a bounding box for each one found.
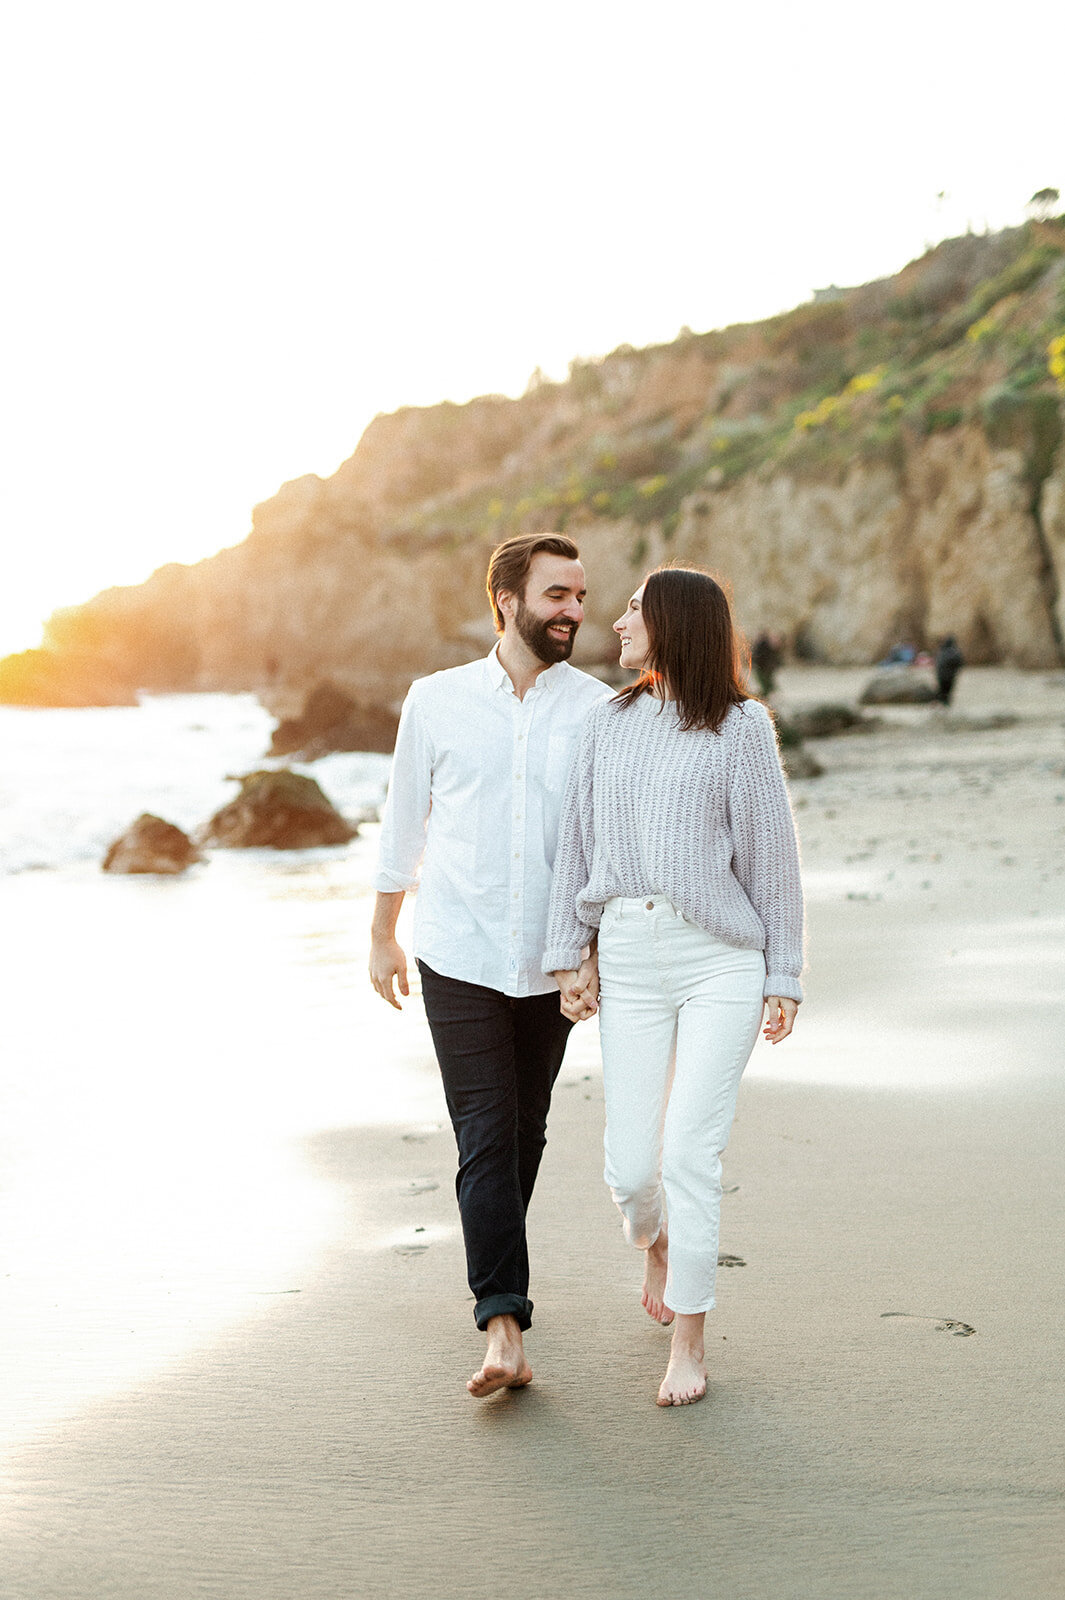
[417,961,573,1331]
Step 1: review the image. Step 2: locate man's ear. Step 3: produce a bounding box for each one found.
[496,588,516,622]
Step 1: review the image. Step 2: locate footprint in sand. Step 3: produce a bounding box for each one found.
[403,1178,439,1195]
[717,1254,746,1268]
[392,1243,430,1258]
[880,1311,976,1336]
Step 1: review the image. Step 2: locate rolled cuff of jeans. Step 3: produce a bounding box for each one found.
[474,1293,533,1333]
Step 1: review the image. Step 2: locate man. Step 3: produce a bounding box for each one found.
[369,533,605,1397]
[935,635,964,705]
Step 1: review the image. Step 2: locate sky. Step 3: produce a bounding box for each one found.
[1,0,1062,655]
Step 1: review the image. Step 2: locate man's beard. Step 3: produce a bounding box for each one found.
[514,596,578,664]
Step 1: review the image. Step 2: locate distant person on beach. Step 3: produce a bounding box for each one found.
[545,568,804,1407]
[750,630,783,697]
[935,635,964,705]
[369,533,606,1398]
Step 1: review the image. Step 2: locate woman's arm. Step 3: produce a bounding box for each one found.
[728,703,805,1005]
[543,713,600,976]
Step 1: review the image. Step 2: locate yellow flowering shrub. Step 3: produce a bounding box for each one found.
[1049,333,1065,388]
[845,366,886,393]
[966,314,998,343]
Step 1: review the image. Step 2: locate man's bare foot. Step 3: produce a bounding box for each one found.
[641,1232,674,1326]
[656,1312,707,1406]
[467,1314,533,1398]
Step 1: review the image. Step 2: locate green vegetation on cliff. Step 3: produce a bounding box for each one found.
[397,219,1065,548]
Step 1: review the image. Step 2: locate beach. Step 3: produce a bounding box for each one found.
[2,667,1064,1599]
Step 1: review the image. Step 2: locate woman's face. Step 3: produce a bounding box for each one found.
[613,584,651,671]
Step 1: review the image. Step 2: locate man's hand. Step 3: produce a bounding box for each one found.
[369,938,409,1009]
[369,891,409,1010]
[763,995,798,1043]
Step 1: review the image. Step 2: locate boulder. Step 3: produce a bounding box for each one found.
[785,703,879,739]
[770,713,823,778]
[103,814,203,874]
[201,769,357,849]
[859,671,940,705]
[781,744,824,779]
[268,681,400,758]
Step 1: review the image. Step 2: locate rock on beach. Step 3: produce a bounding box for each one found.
[267,681,399,760]
[859,670,940,705]
[201,769,357,850]
[102,814,203,874]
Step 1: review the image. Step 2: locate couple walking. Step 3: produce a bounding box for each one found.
[369,533,804,1407]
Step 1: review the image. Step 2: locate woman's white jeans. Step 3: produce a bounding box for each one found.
[597,897,766,1316]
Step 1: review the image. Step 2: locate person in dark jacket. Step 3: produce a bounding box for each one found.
[935,636,964,705]
[751,631,783,697]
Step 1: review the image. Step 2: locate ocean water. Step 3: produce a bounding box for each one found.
[0,692,392,875]
[0,694,449,1449]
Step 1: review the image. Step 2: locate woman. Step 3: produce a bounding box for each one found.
[543,567,803,1407]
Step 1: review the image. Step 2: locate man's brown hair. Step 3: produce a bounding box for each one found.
[485,532,581,633]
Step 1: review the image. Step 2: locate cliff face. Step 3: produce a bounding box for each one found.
[5,223,1064,707]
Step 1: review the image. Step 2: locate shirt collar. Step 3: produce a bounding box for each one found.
[484,645,566,696]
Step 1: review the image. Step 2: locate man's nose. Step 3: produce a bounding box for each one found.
[560,599,583,621]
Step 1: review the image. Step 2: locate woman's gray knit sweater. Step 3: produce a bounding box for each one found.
[543,693,805,1001]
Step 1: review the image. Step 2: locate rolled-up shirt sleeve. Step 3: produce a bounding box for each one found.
[373,685,434,892]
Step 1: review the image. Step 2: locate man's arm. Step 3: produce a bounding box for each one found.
[369,686,432,1010]
[369,890,409,1010]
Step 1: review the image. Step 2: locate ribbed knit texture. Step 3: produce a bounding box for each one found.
[543,694,805,1001]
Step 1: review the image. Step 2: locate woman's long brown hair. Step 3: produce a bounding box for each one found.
[613,566,750,732]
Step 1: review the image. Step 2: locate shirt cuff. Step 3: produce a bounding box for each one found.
[373,868,418,892]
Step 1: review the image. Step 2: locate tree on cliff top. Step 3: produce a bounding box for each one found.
[1027,187,1060,221]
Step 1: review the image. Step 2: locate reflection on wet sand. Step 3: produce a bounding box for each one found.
[0,847,443,1450]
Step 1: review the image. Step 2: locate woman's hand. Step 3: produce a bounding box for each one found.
[763,996,798,1043]
[553,954,599,1023]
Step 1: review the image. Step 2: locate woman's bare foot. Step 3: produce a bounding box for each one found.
[467,1314,533,1398]
[642,1232,674,1326]
[656,1313,707,1406]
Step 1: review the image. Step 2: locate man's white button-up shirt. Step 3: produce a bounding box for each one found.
[374,647,608,996]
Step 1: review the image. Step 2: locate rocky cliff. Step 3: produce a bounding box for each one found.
[4,222,1064,708]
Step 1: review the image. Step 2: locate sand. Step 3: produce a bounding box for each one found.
[2,666,1064,1599]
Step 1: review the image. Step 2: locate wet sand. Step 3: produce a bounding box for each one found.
[3,667,1064,1599]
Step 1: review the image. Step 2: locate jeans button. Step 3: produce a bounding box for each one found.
[645,901,654,911]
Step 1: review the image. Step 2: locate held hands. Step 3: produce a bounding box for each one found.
[763,995,798,1044]
[554,950,599,1023]
[369,938,409,1010]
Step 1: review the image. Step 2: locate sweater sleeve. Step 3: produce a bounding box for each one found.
[727,703,805,1002]
[542,708,599,973]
